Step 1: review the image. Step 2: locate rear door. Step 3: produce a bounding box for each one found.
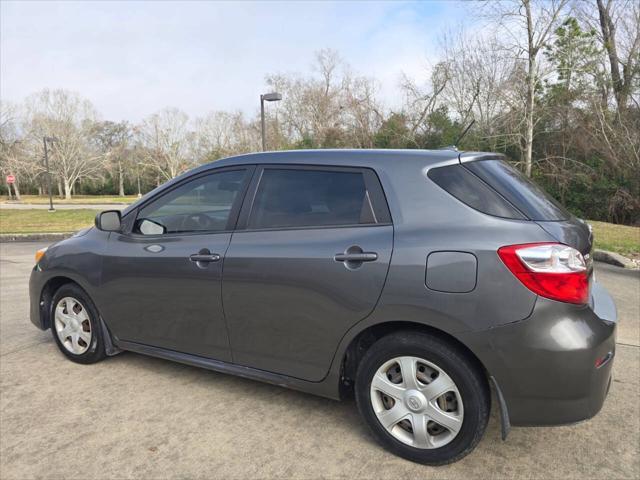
[222,165,393,381]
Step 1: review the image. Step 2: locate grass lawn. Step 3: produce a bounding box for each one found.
[0,209,97,234]
[589,220,640,258]
[1,209,638,258]
[1,194,138,205]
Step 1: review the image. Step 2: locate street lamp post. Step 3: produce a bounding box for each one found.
[43,136,57,212]
[260,92,282,151]
[133,145,142,197]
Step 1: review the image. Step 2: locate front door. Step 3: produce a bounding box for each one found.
[100,167,252,361]
[223,166,393,381]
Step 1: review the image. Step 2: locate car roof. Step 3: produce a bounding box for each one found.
[205,148,460,169]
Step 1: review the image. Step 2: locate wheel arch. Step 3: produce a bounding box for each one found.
[39,275,92,330]
[335,319,511,439]
[338,320,490,397]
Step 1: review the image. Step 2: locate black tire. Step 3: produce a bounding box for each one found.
[50,283,107,364]
[355,331,490,465]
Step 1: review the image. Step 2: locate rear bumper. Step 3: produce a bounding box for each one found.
[461,281,616,426]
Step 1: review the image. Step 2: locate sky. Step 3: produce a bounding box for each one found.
[1,1,468,123]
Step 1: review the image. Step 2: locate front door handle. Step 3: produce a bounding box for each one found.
[334,252,378,262]
[190,249,221,263]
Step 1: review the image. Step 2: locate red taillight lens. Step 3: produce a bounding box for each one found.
[498,243,590,305]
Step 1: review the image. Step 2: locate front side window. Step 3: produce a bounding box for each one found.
[248,168,377,229]
[134,169,247,235]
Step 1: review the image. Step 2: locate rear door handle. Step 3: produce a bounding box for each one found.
[334,252,378,262]
[190,252,221,263]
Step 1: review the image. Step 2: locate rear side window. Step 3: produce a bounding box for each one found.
[248,168,380,229]
[465,160,570,221]
[428,164,526,219]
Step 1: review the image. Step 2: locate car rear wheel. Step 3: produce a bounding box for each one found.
[51,283,106,364]
[355,331,489,465]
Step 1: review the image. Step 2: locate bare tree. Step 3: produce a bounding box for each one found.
[484,0,570,175]
[0,103,26,200]
[595,0,640,109]
[23,89,101,199]
[136,108,193,181]
[400,61,451,141]
[440,29,517,149]
[342,75,383,148]
[90,121,132,196]
[194,111,259,161]
[266,49,363,148]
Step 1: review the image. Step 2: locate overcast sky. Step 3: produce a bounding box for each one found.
[1,1,467,123]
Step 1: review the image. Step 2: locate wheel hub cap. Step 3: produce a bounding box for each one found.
[370,356,464,449]
[405,390,426,412]
[54,296,92,355]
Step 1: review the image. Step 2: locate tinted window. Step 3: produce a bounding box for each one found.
[249,169,376,229]
[135,169,247,234]
[465,160,570,221]
[428,164,525,219]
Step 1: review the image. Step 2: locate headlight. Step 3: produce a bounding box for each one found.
[35,247,48,264]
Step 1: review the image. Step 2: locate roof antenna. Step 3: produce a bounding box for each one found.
[438,119,475,151]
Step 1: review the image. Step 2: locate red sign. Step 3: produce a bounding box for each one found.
[6,175,15,184]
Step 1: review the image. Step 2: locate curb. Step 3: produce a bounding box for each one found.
[593,249,639,270]
[0,232,73,243]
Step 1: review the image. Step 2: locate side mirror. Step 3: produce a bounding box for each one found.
[95,210,122,232]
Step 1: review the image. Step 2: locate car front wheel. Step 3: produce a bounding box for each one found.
[355,331,490,465]
[50,283,106,364]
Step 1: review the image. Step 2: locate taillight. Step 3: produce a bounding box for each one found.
[498,243,589,305]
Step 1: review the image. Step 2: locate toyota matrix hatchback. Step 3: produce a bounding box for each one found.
[29,150,617,465]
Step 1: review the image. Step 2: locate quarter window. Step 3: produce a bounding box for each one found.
[428,164,525,219]
[248,168,377,229]
[464,159,570,221]
[134,169,247,234]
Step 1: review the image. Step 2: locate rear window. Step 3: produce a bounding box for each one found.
[465,160,570,221]
[428,164,525,219]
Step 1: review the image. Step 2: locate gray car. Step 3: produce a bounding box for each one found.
[29,149,616,465]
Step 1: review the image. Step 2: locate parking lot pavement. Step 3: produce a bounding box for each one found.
[1,242,638,480]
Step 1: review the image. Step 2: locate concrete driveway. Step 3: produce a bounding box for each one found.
[1,242,638,479]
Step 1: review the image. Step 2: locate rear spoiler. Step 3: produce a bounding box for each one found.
[458,152,507,164]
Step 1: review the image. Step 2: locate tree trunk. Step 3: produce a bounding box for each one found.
[118,161,125,197]
[524,0,535,178]
[596,0,626,109]
[12,181,21,201]
[57,178,63,198]
[37,185,43,196]
[524,71,535,178]
[64,179,72,200]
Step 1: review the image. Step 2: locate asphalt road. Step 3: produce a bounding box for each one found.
[1,242,638,479]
